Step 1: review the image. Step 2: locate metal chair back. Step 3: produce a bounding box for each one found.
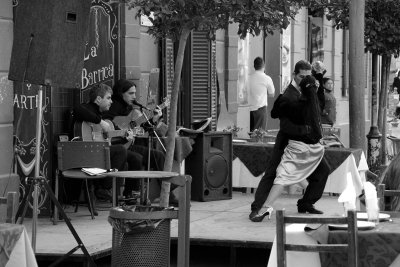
[377,183,400,211]
[0,192,18,223]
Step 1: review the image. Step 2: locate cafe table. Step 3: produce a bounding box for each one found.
[0,223,38,267]
[321,212,400,267]
[267,212,400,267]
[232,141,368,195]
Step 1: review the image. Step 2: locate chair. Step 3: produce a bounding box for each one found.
[55,141,116,221]
[387,135,400,156]
[276,209,358,267]
[377,183,400,211]
[0,191,18,223]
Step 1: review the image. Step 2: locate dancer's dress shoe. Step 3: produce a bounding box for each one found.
[249,210,258,220]
[297,205,323,214]
[249,207,274,222]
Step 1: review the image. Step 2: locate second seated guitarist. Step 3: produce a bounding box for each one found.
[103,79,179,204]
[73,83,143,204]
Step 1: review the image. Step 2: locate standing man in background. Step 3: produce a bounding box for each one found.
[320,77,336,126]
[393,70,400,95]
[248,57,275,131]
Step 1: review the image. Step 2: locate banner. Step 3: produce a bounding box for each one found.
[13,82,51,216]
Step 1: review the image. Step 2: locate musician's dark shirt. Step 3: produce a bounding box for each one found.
[103,95,157,129]
[103,95,132,119]
[73,102,102,124]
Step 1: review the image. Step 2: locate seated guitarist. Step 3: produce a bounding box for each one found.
[103,79,178,205]
[73,83,143,204]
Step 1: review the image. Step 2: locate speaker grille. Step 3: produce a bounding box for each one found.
[9,0,91,87]
[186,132,232,201]
[205,154,228,188]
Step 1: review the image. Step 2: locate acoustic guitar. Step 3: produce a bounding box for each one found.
[112,97,170,131]
[73,119,135,144]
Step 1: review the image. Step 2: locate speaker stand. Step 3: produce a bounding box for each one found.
[16,176,97,267]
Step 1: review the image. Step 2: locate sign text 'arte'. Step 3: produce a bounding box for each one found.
[14,94,39,109]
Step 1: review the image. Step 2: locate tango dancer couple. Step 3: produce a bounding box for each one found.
[249,60,330,222]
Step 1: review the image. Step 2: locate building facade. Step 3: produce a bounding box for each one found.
[2,2,400,200]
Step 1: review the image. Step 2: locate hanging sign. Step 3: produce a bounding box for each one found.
[81,0,118,93]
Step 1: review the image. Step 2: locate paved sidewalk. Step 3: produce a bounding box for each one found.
[25,192,344,266]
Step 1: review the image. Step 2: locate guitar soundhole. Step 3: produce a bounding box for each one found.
[130,121,137,128]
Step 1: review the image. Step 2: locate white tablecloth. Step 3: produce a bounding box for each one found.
[2,225,37,267]
[267,224,321,267]
[233,152,368,195]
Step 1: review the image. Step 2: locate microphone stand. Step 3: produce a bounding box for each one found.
[139,108,166,206]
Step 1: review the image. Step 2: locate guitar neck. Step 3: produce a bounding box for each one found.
[106,129,127,139]
[135,110,154,125]
[134,102,168,125]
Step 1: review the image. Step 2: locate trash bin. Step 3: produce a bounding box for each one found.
[108,205,176,267]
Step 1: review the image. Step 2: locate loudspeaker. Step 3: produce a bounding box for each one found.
[9,0,91,88]
[185,132,232,201]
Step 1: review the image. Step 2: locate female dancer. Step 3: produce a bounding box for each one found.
[252,75,325,221]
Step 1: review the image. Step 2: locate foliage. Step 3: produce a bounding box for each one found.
[249,128,267,139]
[123,0,305,40]
[310,0,400,57]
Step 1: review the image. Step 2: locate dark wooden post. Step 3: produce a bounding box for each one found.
[349,0,366,150]
[367,53,382,173]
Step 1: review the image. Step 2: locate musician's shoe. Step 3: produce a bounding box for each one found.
[297,205,323,214]
[152,194,186,208]
[121,194,138,205]
[169,195,179,207]
[87,205,98,216]
[95,188,112,202]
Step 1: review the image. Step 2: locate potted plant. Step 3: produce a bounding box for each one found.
[391,117,399,127]
[223,125,242,138]
[249,128,267,142]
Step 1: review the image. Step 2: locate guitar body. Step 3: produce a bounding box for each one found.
[73,120,131,144]
[74,121,108,141]
[113,97,170,131]
[113,109,141,130]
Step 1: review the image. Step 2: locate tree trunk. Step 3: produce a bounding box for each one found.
[349,0,366,150]
[159,27,192,208]
[378,54,391,165]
